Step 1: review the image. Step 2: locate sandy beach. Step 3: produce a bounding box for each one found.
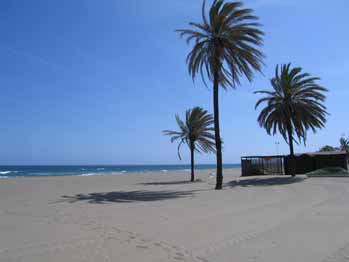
[1,168,349,262]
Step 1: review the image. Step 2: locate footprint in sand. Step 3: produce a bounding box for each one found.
[136,245,149,249]
[196,257,209,262]
[173,257,185,261]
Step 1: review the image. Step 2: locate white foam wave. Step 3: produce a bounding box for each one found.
[80,171,128,177]
[0,171,18,175]
[161,169,168,173]
[79,173,102,177]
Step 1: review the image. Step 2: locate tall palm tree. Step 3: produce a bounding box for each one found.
[255,63,328,175]
[163,107,216,182]
[177,0,264,189]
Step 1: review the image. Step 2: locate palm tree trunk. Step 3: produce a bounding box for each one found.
[287,126,296,177]
[213,72,223,190]
[190,141,195,182]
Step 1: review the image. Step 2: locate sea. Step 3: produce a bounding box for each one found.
[0,164,240,178]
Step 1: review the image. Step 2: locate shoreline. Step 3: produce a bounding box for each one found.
[0,167,241,179]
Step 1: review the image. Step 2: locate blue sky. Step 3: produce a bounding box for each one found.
[1,0,348,165]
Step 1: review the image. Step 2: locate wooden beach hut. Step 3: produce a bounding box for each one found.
[241,155,285,177]
[241,151,348,177]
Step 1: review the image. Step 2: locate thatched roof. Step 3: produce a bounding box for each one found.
[298,151,347,157]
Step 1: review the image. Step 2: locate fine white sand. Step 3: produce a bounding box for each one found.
[1,168,349,262]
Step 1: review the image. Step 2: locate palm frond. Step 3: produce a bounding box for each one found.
[163,107,216,159]
[177,0,264,89]
[340,137,349,153]
[255,63,328,146]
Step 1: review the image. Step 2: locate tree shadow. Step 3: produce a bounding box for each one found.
[139,179,203,186]
[59,190,196,204]
[228,176,306,188]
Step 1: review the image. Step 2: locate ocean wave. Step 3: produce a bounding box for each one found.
[79,173,103,177]
[0,171,18,175]
[96,168,105,171]
[161,169,168,173]
[80,171,127,177]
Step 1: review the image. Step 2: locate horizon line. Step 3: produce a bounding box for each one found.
[0,163,241,167]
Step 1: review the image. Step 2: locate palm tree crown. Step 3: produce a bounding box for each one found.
[177,0,264,189]
[340,137,349,153]
[163,107,215,181]
[340,137,349,164]
[255,63,328,156]
[177,0,264,88]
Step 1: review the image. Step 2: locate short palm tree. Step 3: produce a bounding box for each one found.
[340,137,349,152]
[255,63,328,175]
[163,107,215,182]
[340,137,349,163]
[177,0,264,189]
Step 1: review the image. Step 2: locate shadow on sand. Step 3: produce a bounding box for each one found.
[59,190,196,204]
[228,176,306,188]
[139,179,203,186]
